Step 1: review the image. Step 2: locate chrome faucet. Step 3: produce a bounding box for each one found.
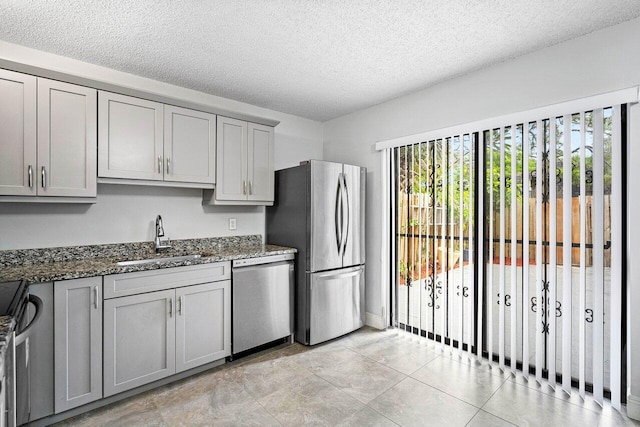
[154,215,172,253]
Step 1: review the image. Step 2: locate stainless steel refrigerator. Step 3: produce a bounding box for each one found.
[266,160,365,345]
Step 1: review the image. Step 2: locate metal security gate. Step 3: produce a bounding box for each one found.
[393,134,476,355]
[483,107,625,405]
[390,99,627,408]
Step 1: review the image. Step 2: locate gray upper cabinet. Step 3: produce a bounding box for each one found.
[215,116,247,200]
[38,79,97,197]
[98,91,164,181]
[0,70,97,199]
[211,116,274,204]
[247,123,274,202]
[175,281,231,373]
[54,277,102,413]
[98,91,217,186]
[0,69,36,196]
[164,105,216,184]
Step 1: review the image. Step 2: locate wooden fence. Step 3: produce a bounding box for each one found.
[397,194,611,272]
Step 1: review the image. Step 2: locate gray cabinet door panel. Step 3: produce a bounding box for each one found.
[309,266,365,345]
[216,116,247,200]
[104,289,176,397]
[247,123,274,202]
[341,164,366,267]
[0,69,36,196]
[309,160,343,272]
[38,79,97,197]
[98,91,163,180]
[175,281,230,372]
[164,105,216,184]
[54,277,102,413]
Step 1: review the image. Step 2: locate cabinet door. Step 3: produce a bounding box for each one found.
[38,79,97,197]
[0,69,36,196]
[103,289,175,397]
[98,91,163,180]
[216,116,247,200]
[175,281,230,373]
[247,123,274,202]
[54,277,102,413]
[164,105,216,184]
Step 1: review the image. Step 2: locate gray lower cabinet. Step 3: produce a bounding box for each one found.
[103,277,231,397]
[175,281,231,373]
[54,277,102,413]
[103,289,176,397]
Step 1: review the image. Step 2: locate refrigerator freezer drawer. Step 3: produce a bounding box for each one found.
[309,265,364,345]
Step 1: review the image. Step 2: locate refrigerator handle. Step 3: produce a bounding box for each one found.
[340,173,350,256]
[335,173,343,254]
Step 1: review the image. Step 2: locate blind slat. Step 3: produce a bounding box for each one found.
[610,106,623,410]
[562,114,573,396]
[592,108,605,406]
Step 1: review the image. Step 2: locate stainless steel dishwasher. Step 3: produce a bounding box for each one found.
[232,253,295,355]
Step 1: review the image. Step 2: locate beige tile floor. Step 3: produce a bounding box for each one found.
[55,327,640,426]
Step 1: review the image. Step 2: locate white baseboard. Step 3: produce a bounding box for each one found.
[628,394,640,421]
[365,312,386,330]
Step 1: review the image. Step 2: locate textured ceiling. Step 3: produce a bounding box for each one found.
[2,1,640,121]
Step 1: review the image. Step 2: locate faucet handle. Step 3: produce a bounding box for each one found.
[156,215,165,237]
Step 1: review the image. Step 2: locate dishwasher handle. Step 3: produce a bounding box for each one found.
[232,253,294,268]
[232,260,293,274]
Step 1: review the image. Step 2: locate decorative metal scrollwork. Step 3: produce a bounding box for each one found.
[531,293,562,322]
[497,292,511,307]
[434,279,443,309]
[426,276,434,308]
[542,322,550,334]
[585,169,593,184]
[585,309,594,323]
[457,284,469,298]
[531,296,540,314]
[426,277,443,309]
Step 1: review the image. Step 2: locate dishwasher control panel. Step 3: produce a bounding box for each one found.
[232,253,295,267]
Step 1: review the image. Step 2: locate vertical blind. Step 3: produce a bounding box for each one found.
[387,101,626,409]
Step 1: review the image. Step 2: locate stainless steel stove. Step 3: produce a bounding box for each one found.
[0,280,42,427]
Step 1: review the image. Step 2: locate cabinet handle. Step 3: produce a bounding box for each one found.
[178,296,182,315]
[158,156,163,174]
[169,298,173,317]
[41,166,46,189]
[94,286,100,309]
[166,157,171,175]
[28,165,33,188]
[248,180,252,195]
[243,180,247,195]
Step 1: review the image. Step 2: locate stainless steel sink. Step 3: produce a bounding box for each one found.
[116,254,202,266]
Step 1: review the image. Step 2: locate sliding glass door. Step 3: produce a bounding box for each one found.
[391,104,625,406]
[395,135,476,352]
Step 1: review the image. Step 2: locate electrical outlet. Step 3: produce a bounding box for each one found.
[229,218,237,230]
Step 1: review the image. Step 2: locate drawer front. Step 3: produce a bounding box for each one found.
[103,262,230,299]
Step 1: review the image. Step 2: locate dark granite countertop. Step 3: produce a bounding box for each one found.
[0,235,296,284]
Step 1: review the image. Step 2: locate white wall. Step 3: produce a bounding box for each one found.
[0,42,323,250]
[323,16,640,412]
